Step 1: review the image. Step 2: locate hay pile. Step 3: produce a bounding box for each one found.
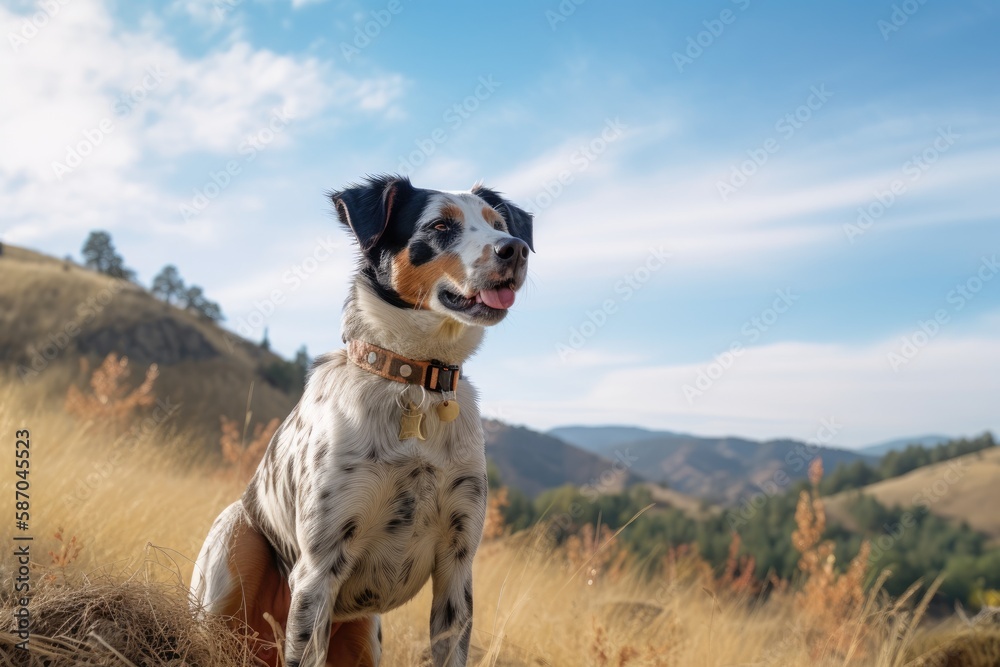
[0,575,257,667]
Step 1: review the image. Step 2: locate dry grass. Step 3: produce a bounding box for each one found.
[825,447,1000,540]
[0,244,298,440]
[2,379,999,666]
[65,353,160,431]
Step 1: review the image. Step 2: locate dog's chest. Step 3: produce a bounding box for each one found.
[328,446,485,618]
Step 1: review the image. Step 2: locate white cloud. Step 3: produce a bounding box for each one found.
[483,323,1000,447]
[0,0,404,247]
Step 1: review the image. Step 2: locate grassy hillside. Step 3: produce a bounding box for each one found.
[826,446,1000,539]
[2,378,997,666]
[0,244,298,447]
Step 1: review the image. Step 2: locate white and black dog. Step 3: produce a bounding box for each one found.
[191,175,533,667]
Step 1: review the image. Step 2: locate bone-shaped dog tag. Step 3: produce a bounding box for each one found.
[399,402,427,441]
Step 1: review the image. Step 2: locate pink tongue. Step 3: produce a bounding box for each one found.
[479,287,516,309]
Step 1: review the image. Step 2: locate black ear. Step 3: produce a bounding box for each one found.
[330,175,414,253]
[472,184,535,252]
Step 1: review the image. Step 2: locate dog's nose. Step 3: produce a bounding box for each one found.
[493,238,529,263]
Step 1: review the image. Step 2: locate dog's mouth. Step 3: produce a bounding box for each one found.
[439,281,517,322]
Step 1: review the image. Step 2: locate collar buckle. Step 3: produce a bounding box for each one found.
[425,359,460,393]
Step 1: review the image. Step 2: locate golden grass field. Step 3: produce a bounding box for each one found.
[1,365,999,666]
[826,448,1000,541]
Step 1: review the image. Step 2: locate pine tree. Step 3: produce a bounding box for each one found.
[81,231,135,281]
[151,265,186,305]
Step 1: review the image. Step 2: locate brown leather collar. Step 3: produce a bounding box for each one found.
[347,340,461,393]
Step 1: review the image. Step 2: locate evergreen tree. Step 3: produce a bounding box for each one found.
[294,345,311,388]
[151,265,186,305]
[182,285,224,321]
[81,231,135,280]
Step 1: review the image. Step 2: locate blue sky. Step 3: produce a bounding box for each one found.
[3,0,999,447]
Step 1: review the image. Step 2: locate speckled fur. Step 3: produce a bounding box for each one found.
[191,176,533,667]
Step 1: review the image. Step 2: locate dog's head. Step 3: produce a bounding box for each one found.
[331,175,533,326]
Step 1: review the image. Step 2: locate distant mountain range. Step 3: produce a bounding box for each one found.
[550,425,876,504]
[484,421,645,499]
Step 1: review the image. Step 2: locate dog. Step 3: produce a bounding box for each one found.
[190,174,533,667]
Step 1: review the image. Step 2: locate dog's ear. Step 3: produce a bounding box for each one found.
[330,175,414,253]
[472,184,535,252]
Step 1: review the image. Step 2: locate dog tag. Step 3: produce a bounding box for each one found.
[436,400,460,423]
[399,402,427,441]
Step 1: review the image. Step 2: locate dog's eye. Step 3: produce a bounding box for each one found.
[434,222,449,232]
[493,221,504,231]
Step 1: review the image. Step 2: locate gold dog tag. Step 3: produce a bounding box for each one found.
[399,402,426,441]
[436,400,460,423]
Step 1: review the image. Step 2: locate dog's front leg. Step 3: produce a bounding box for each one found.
[429,559,474,667]
[284,557,337,667]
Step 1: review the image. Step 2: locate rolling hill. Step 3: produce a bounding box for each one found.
[550,425,874,505]
[484,421,646,499]
[825,445,1000,539]
[0,244,299,443]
